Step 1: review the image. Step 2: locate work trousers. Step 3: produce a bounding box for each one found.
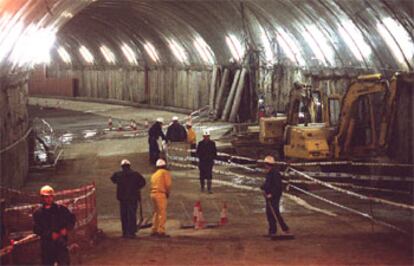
[266,195,289,235]
[151,193,168,234]
[149,137,160,165]
[120,200,138,236]
[199,162,213,191]
[41,240,70,266]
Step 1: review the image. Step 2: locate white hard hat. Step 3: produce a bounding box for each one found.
[40,185,55,196]
[203,129,210,136]
[156,117,164,123]
[121,159,131,166]
[156,159,166,167]
[264,155,275,164]
[258,99,264,103]
[172,116,179,121]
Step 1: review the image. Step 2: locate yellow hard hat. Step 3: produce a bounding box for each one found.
[40,185,55,196]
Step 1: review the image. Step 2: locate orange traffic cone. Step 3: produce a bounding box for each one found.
[195,202,205,230]
[219,202,228,226]
[108,118,113,130]
[117,122,123,131]
[193,201,201,224]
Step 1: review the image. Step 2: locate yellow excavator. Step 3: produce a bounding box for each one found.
[283,72,413,161]
[283,82,340,160]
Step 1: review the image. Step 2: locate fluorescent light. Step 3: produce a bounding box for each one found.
[8,23,56,66]
[121,43,137,65]
[144,42,159,63]
[276,27,306,65]
[379,17,414,67]
[339,20,371,62]
[79,45,94,64]
[302,24,335,66]
[57,46,71,64]
[168,39,188,64]
[100,45,116,64]
[226,34,244,62]
[193,36,215,64]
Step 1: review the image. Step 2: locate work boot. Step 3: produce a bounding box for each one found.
[157,233,170,238]
[125,234,136,239]
[207,180,212,193]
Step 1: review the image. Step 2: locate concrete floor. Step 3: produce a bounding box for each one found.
[23,97,413,265]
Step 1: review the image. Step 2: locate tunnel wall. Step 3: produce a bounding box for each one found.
[46,65,212,110]
[0,74,30,188]
[45,64,362,115]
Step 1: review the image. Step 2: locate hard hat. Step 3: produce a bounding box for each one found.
[264,155,275,164]
[156,159,166,167]
[172,116,179,121]
[156,117,164,123]
[121,159,131,166]
[258,99,264,103]
[40,185,55,196]
[203,129,210,136]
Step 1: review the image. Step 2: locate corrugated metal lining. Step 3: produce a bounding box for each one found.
[0,0,413,73]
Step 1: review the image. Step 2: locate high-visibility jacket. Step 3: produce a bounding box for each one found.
[150,168,172,195]
[187,128,196,145]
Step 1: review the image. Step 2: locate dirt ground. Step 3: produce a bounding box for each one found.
[23,98,413,265]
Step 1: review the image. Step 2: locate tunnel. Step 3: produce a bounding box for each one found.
[0,1,413,265]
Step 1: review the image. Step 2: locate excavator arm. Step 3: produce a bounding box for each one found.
[334,74,389,158]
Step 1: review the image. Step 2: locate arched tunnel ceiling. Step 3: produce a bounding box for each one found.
[0,0,413,75]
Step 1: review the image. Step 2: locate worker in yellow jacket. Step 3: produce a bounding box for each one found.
[186,122,197,160]
[150,158,172,238]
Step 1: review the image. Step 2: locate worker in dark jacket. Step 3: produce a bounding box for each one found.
[260,156,290,238]
[111,159,146,238]
[33,185,76,266]
[196,129,217,193]
[166,116,187,142]
[148,117,166,165]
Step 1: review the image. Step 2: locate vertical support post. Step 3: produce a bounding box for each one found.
[229,68,248,122]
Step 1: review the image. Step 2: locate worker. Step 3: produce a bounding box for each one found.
[260,155,290,239]
[111,159,146,239]
[166,116,187,143]
[33,185,76,265]
[150,158,172,238]
[186,122,197,159]
[148,117,166,165]
[258,98,266,118]
[196,129,217,193]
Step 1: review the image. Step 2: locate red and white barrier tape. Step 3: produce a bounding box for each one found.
[289,185,409,235]
[288,167,414,211]
[5,186,96,212]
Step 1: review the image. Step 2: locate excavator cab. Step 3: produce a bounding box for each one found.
[283,83,340,160]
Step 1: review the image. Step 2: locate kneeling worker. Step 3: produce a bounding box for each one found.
[150,158,172,238]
